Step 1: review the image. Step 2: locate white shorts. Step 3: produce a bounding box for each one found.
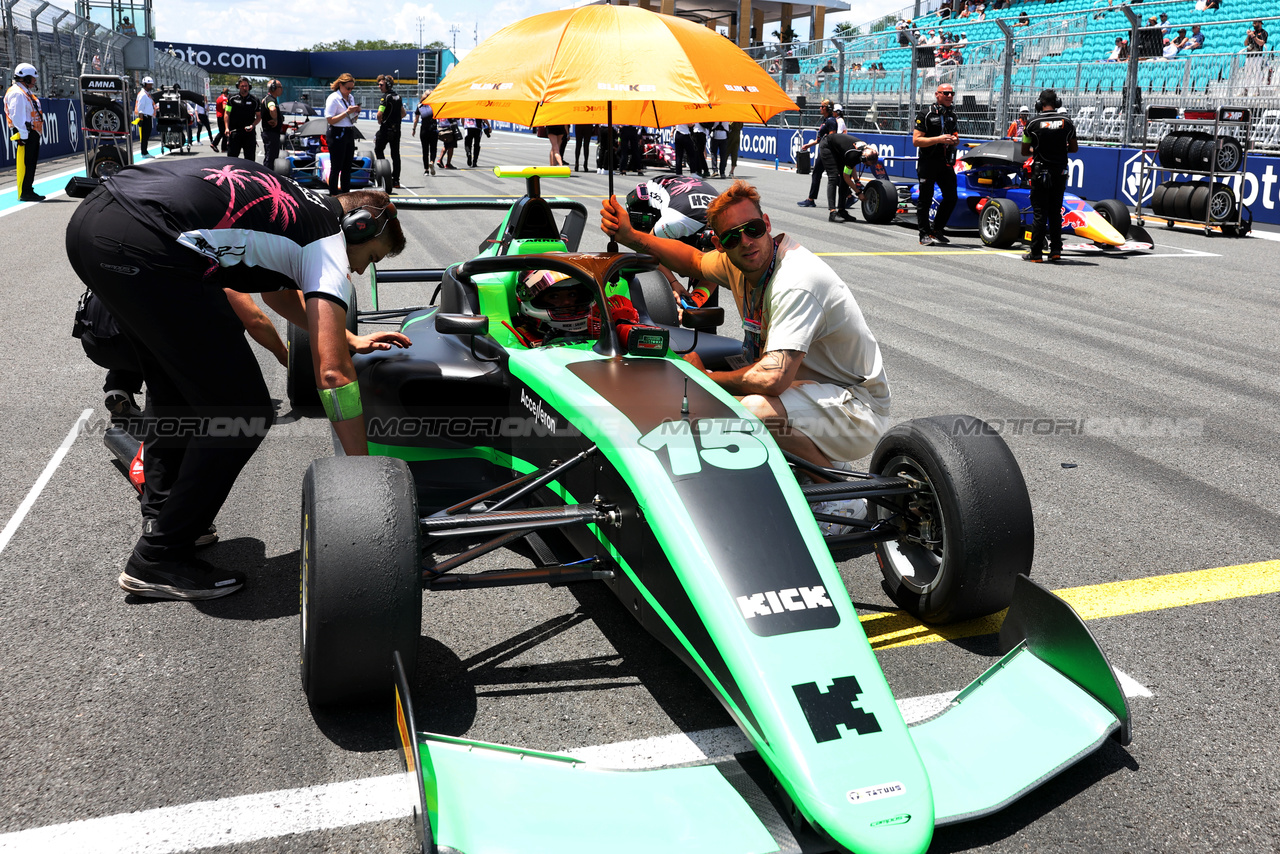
[779,382,891,463]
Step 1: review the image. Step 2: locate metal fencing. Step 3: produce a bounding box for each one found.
[745,1,1280,152]
[2,0,206,100]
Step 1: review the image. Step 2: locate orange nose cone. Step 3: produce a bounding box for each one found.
[1074,211,1125,246]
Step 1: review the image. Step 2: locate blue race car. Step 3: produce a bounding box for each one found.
[271,117,392,191]
[859,140,1152,252]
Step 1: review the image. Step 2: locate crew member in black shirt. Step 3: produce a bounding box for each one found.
[796,100,838,208]
[65,159,410,600]
[260,79,284,168]
[224,77,261,161]
[1021,88,1078,262]
[375,74,406,189]
[819,133,879,222]
[913,83,960,245]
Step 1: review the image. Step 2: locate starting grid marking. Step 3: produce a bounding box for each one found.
[1,557,1275,851]
[0,674,1153,854]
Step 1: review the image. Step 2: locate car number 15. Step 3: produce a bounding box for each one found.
[638,418,768,476]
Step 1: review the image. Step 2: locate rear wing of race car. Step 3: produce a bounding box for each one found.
[392,575,1131,854]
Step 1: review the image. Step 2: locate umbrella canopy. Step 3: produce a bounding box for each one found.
[280,100,317,117]
[427,5,797,127]
[293,117,364,140]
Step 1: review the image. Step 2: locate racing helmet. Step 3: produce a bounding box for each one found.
[13,63,37,79]
[517,270,595,334]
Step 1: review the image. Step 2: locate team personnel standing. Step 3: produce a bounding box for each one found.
[600,181,891,527]
[65,159,410,600]
[796,101,838,208]
[134,75,155,156]
[1020,88,1078,263]
[1005,105,1030,139]
[411,91,437,176]
[912,83,960,245]
[194,98,212,143]
[573,124,595,172]
[5,63,44,202]
[260,79,284,168]
[223,77,261,161]
[212,87,229,151]
[325,73,361,194]
[375,75,405,186]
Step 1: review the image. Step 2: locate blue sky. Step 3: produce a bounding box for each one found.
[154,0,896,55]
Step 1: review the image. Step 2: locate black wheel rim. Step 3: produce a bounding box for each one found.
[876,454,945,595]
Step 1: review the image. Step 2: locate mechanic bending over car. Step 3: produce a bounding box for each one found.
[820,133,881,223]
[65,158,410,601]
[601,181,891,530]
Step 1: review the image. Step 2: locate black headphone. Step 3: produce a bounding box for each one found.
[342,203,397,244]
[1034,89,1061,112]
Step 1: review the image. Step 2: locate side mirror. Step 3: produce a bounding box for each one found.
[435,313,489,336]
[680,307,724,331]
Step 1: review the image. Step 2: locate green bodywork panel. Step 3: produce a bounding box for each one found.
[417,735,779,854]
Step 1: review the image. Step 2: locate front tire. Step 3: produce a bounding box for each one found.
[301,456,422,706]
[870,415,1034,624]
[979,198,1022,247]
[860,179,897,224]
[1093,199,1131,238]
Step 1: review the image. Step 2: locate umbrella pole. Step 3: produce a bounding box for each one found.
[607,101,617,254]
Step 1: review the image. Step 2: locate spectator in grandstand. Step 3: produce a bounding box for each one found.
[957,32,969,47]
[913,83,960,246]
[118,16,136,36]
[1106,36,1129,61]
[1187,25,1205,50]
[940,0,953,19]
[1172,29,1189,51]
[1017,10,1029,26]
[1006,105,1031,139]
[821,59,837,74]
[1244,20,1268,53]
[1161,38,1178,59]
[896,19,910,46]
[1197,0,1219,10]
[977,4,987,21]
[1158,13,1171,35]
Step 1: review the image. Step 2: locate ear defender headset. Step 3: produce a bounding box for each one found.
[341,202,398,244]
[1034,89,1061,113]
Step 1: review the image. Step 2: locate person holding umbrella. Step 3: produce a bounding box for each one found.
[601,181,891,523]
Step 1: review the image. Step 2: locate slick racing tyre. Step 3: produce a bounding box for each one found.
[1093,198,1131,238]
[860,179,897,224]
[979,197,1022,248]
[1172,184,1197,220]
[301,456,422,706]
[1150,181,1181,217]
[374,158,393,191]
[869,415,1034,624]
[90,145,126,179]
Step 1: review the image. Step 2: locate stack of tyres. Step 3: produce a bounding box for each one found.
[1155,130,1244,174]
[1149,179,1236,222]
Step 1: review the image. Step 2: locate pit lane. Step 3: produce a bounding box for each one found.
[0,132,1277,853]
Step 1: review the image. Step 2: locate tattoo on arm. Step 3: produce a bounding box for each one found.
[759,350,800,373]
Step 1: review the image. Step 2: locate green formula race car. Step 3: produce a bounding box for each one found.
[296,166,1132,854]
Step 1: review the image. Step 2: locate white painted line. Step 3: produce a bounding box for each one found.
[0,677,1155,851]
[1114,667,1153,698]
[0,409,93,556]
[0,772,417,854]
[1248,228,1280,242]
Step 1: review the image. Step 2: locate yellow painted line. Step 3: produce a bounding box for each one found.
[815,250,1020,256]
[861,559,1280,650]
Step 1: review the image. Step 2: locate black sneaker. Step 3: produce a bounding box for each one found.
[920,234,936,246]
[19,193,45,202]
[119,553,245,600]
[830,209,855,223]
[1022,251,1044,263]
[931,233,951,245]
[1048,250,1062,262]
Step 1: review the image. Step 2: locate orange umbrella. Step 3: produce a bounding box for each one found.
[426,5,797,128]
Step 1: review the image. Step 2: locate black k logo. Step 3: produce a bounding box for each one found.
[793,676,882,743]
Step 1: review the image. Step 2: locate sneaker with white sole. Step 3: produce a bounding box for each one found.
[813,498,867,536]
[118,553,245,600]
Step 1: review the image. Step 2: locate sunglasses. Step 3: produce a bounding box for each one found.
[717,218,767,250]
[939,90,955,96]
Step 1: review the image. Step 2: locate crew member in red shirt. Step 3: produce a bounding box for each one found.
[211,87,229,152]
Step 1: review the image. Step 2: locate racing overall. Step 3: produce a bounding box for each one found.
[914,102,959,238]
[4,80,42,198]
[224,91,261,161]
[64,159,351,564]
[376,87,404,182]
[260,92,283,168]
[1023,110,1078,257]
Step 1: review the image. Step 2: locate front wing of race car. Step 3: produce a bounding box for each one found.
[394,574,1128,854]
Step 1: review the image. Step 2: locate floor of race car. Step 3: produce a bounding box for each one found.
[1,136,1278,854]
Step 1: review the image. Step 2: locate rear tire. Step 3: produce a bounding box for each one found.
[860,179,897,224]
[870,415,1034,624]
[300,456,422,706]
[979,197,1022,248]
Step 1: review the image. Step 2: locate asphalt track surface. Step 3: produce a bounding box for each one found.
[1,132,1278,854]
